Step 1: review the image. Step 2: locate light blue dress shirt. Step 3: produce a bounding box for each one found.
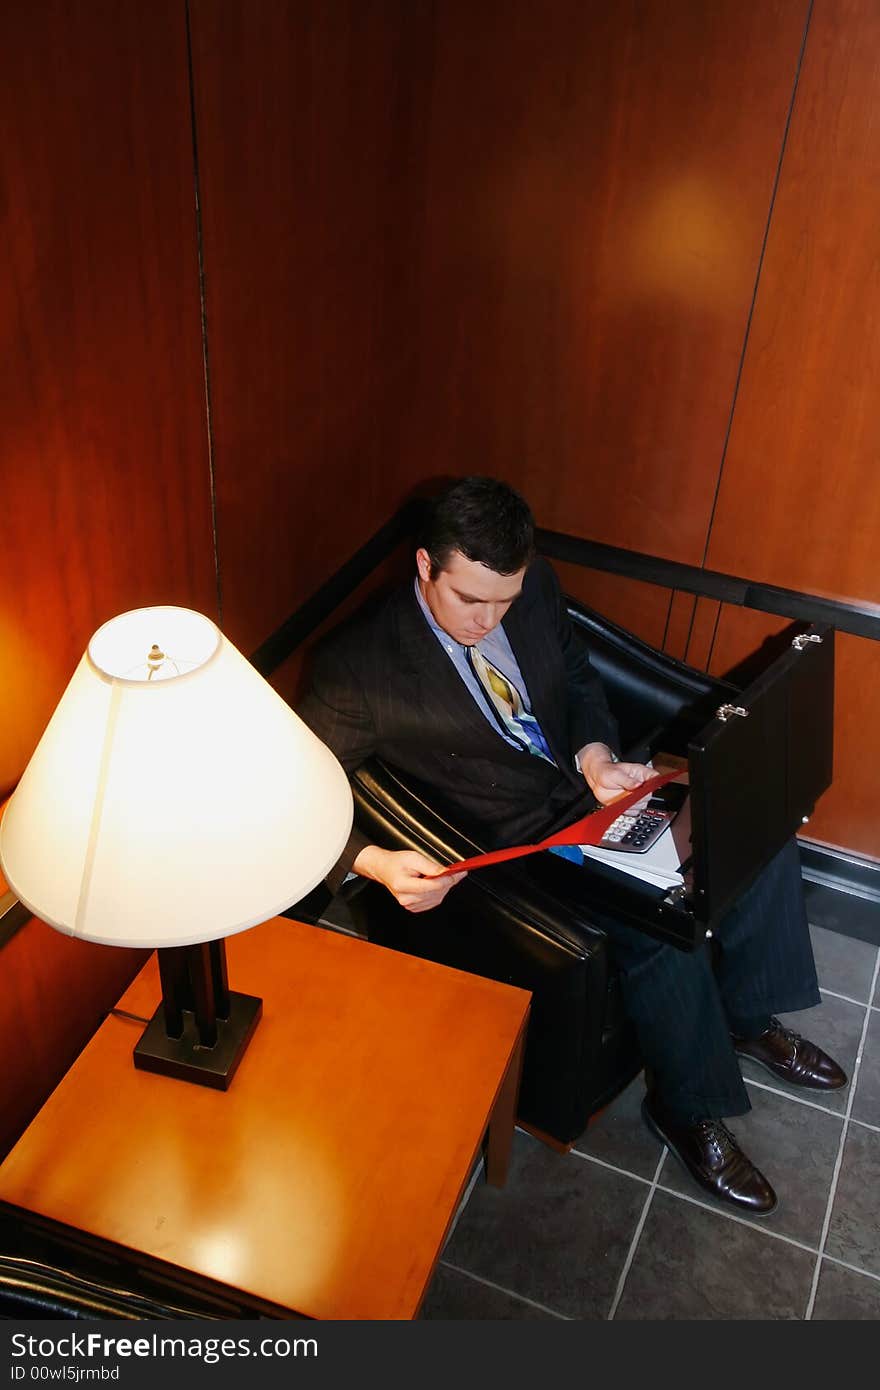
[413,578,540,751]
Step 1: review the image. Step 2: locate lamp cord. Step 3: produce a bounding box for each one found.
[110,1007,151,1025]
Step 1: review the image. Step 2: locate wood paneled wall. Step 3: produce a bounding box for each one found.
[188,0,433,654]
[401,0,810,562]
[400,0,879,859]
[2,0,433,789]
[0,0,217,799]
[1,2,433,1152]
[703,0,880,854]
[0,0,215,1155]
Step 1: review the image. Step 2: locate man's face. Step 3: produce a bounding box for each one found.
[416,548,526,647]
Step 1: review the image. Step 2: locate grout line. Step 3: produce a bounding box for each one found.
[652,1181,820,1256]
[569,1146,654,1188]
[820,985,874,1008]
[848,1114,880,1135]
[436,1259,570,1320]
[607,1148,666,1320]
[821,1252,880,1286]
[441,1157,486,1250]
[742,1075,849,1118]
[576,1131,830,1257]
[804,950,880,1319]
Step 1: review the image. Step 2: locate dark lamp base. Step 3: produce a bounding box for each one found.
[133,992,263,1090]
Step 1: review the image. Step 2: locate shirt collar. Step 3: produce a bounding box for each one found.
[413,576,466,650]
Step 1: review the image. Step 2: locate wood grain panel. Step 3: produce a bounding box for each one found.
[269,545,412,709]
[189,0,434,653]
[709,607,878,858]
[704,0,880,853]
[0,0,216,796]
[664,592,698,661]
[707,0,880,604]
[0,917,146,1159]
[404,0,809,564]
[685,597,722,671]
[552,561,671,650]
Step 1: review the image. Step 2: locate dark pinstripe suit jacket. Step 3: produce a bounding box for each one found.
[298,557,620,886]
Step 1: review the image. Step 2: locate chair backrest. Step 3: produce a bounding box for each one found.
[565,598,735,755]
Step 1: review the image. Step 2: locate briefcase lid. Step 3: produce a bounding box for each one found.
[687,624,834,927]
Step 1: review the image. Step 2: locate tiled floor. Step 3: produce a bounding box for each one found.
[421,923,880,1320]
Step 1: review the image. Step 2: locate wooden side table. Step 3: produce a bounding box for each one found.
[0,917,529,1319]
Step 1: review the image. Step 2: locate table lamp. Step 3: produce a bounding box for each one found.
[0,606,353,1090]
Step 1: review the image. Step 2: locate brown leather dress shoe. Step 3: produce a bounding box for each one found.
[642,1097,777,1215]
[733,1018,847,1090]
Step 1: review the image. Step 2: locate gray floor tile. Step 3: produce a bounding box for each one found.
[804,883,880,953]
[735,993,864,1115]
[811,1259,880,1319]
[810,923,879,1005]
[658,1084,841,1246]
[442,1129,648,1319]
[571,1074,664,1180]
[825,1124,880,1278]
[420,1263,557,1319]
[851,1009,880,1129]
[614,1190,815,1319]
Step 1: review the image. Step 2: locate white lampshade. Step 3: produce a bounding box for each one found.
[0,606,353,949]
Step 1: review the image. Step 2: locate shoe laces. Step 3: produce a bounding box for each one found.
[693,1118,739,1159]
[767,1016,802,1048]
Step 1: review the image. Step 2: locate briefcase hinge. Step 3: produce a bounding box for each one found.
[662,885,690,911]
[716,703,749,722]
[791,632,823,651]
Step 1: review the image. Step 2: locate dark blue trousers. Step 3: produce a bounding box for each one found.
[596,840,820,1121]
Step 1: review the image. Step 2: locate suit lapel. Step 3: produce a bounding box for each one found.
[502,575,571,768]
[392,585,529,764]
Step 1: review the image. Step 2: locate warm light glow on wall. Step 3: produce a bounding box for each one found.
[627,174,750,312]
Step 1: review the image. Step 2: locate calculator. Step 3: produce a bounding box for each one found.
[600,806,674,853]
[599,781,688,854]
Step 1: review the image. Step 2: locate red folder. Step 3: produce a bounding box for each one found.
[428,771,682,877]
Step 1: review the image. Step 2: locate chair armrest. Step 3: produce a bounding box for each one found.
[0,1255,222,1320]
[351,760,610,960]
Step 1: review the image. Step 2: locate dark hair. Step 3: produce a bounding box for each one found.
[420,476,535,577]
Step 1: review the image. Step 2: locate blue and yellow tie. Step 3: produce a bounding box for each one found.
[466,645,555,764]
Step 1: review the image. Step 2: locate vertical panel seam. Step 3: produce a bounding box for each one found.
[701,0,815,669]
[681,592,700,665]
[184,0,223,628]
[660,590,675,653]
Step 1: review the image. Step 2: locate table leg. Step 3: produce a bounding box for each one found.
[484,1016,527,1187]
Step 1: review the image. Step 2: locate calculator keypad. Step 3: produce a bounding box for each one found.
[600,808,671,852]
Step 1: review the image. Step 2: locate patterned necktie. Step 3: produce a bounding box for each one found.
[466,645,555,764]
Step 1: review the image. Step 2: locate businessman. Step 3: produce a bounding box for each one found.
[300,476,846,1214]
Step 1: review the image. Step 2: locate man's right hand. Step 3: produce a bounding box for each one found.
[577,742,655,805]
[352,845,467,913]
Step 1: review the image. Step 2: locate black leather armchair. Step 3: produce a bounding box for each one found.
[325,598,737,1147]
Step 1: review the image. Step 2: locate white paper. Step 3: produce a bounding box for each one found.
[580,791,692,890]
